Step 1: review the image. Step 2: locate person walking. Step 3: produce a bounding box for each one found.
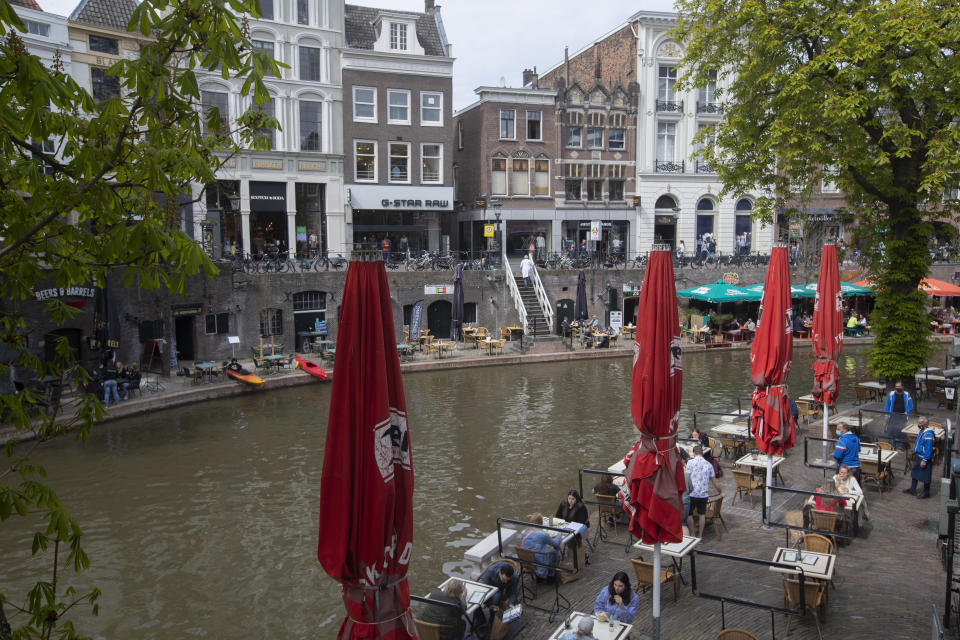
[686,445,722,538]
[904,416,936,499]
[520,254,534,286]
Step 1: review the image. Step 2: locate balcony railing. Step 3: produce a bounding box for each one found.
[695,160,716,174]
[696,101,722,114]
[655,160,685,173]
[655,99,684,113]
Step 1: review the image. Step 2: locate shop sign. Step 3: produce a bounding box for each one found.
[590,221,602,241]
[34,286,96,300]
[348,185,454,211]
[578,220,614,229]
[249,181,286,212]
[655,215,676,225]
[622,284,641,296]
[483,224,495,238]
[172,304,203,317]
[296,226,307,242]
[609,311,623,331]
[424,285,453,295]
[722,272,740,284]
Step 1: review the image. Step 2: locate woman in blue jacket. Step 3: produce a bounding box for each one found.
[593,571,640,623]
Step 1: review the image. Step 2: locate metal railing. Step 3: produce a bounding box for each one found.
[655,99,684,113]
[531,264,554,335]
[503,254,528,334]
[696,101,722,114]
[655,159,685,173]
[695,159,715,174]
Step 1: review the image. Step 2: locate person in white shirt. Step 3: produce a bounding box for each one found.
[833,463,868,519]
[686,446,723,537]
[520,255,534,286]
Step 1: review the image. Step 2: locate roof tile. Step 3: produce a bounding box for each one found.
[344,3,445,57]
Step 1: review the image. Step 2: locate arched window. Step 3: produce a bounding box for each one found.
[655,195,677,209]
[696,198,715,211]
[736,198,753,212]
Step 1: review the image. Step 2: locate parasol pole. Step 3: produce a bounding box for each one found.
[652,541,661,640]
[765,453,774,525]
[822,400,829,466]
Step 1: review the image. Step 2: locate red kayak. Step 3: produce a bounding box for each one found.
[224,363,265,387]
[293,354,328,381]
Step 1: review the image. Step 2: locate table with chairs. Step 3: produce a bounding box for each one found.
[633,535,700,587]
[546,611,632,640]
[770,546,836,639]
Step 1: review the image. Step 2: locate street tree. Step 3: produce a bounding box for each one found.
[674,0,960,380]
[0,0,277,635]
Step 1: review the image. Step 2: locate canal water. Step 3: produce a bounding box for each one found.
[0,345,919,637]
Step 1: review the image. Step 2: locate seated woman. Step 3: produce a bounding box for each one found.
[555,490,589,526]
[419,579,466,640]
[689,427,710,448]
[593,473,620,498]
[593,571,640,623]
[834,463,868,519]
[520,513,561,581]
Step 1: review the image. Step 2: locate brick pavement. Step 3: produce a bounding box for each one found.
[502,397,952,639]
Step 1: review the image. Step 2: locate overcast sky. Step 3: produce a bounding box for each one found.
[35,0,677,110]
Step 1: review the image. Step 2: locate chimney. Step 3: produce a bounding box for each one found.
[425,0,435,11]
[564,46,570,84]
[522,67,539,88]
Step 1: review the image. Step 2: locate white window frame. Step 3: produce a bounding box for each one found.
[821,164,839,193]
[420,91,443,126]
[526,110,542,141]
[608,128,625,150]
[499,108,516,140]
[387,89,411,125]
[658,65,678,102]
[390,22,408,51]
[699,70,718,106]
[586,127,604,149]
[420,143,442,184]
[656,122,676,161]
[353,86,377,123]
[354,139,377,183]
[389,142,411,184]
[25,20,49,36]
[299,99,323,152]
[564,126,582,149]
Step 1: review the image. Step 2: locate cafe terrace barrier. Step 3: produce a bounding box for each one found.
[691,410,749,434]
[690,549,817,640]
[760,484,855,545]
[496,517,577,622]
[577,468,634,552]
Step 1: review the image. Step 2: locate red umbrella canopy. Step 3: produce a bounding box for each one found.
[811,244,843,405]
[749,245,797,455]
[622,247,685,545]
[317,261,416,640]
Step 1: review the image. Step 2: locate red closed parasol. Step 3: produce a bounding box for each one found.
[811,243,843,406]
[317,260,416,640]
[749,244,796,456]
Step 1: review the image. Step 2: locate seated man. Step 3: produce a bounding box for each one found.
[743,317,756,342]
[520,513,561,581]
[479,561,519,612]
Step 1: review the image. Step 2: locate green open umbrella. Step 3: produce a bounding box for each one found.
[803,281,874,296]
[743,283,816,299]
[676,280,762,303]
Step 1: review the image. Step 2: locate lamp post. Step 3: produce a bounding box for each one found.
[494,208,502,266]
[228,193,241,257]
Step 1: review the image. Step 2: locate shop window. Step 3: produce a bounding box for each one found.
[355,140,376,181]
[500,108,515,139]
[421,143,442,183]
[534,159,549,196]
[389,142,410,183]
[491,158,506,195]
[259,308,283,336]
[511,159,529,195]
[526,111,541,140]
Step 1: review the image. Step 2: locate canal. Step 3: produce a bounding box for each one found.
[0,345,907,637]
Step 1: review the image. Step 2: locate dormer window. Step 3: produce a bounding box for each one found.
[390,23,408,50]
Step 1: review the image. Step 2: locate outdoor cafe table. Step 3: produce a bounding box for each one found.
[735,452,786,485]
[770,547,836,583]
[902,423,946,440]
[712,424,750,439]
[437,576,497,632]
[480,337,504,356]
[194,361,218,383]
[678,440,710,458]
[633,535,700,584]
[255,343,281,357]
[803,491,864,536]
[719,409,750,423]
[857,381,886,402]
[859,443,900,467]
[433,339,455,359]
[547,612,632,640]
[263,354,286,373]
[397,343,414,360]
[543,517,588,580]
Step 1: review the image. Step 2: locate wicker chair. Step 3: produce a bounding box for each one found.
[732,469,763,507]
[412,619,452,640]
[514,547,540,602]
[799,532,835,555]
[630,557,678,602]
[860,457,888,494]
[596,493,620,537]
[783,578,826,640]
[717,630,757,640]
[809,509,841,547]
[704,495,728,540]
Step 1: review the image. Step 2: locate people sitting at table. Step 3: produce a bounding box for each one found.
[555,490,590,527]
[744,317,756,342]
[793,313,806,335]
[419,579,466,640]
[479,561,518,611]
[883,381,914,448]
[520,513,562,581]
[832,422,861,482]
[846,313,860,334]
[586,315,600,330]
[858,313,868,330]
[559,617,598,640]
[119,362,140,400]
[904,416,936,499]
[592,571,640,623]
[690,427,710,448]
[834,463,868,519]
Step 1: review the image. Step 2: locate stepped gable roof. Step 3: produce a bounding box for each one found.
[344,3,445,57]
[10,0,44,11]
[70,0,137,32]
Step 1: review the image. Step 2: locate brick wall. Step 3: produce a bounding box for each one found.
[540,24,637,91]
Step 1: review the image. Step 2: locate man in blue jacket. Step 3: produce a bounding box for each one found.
[479,560,518,610]
[832,422,861,482]
[904,416,936,499]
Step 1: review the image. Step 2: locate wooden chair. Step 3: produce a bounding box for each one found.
[797,402,821,426]
[717,630,757,640]
[854,386,871,405]
[799,532,835,555]
[876,441,894,451]
[708,436,719,456]
[719,437,742,458]
[732,469,763,507]
[809,509,841,546]
[860,457,888,494]
[783,578,826,640]
[251,357,270,375]
[500,327,512,341]
[784,510,805,547]
[596,493,620,537]
[514,547,539,602]
[487,339,505,355]
[412,619,453,640]
[704,496,728,540]
[630,557,678,602]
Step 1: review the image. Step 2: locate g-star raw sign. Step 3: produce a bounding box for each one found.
[380,199,449,208]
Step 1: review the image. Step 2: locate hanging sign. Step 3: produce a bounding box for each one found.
[424,285,453,295]
[484,224,495,238]
[590,221,601,241]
